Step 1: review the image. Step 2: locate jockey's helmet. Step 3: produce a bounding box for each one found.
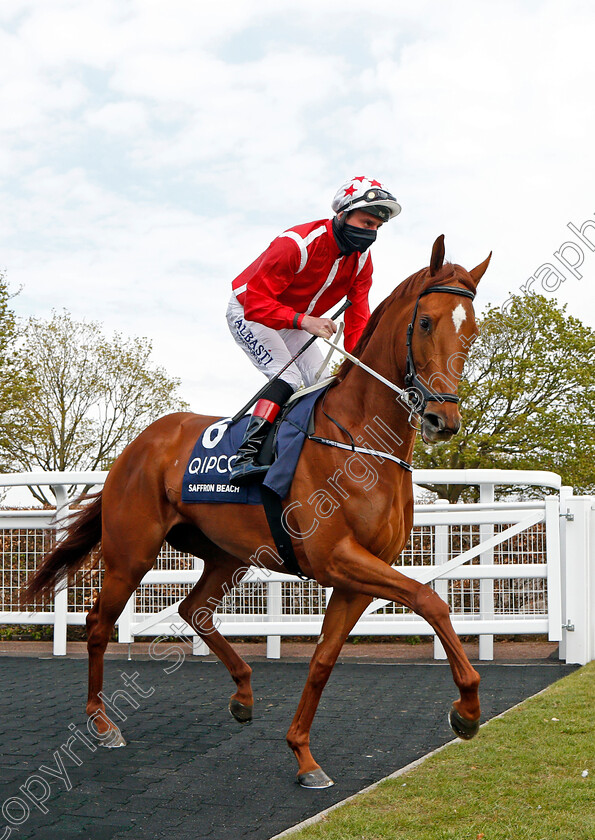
[331,177,401,223]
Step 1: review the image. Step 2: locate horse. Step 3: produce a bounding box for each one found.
[23,234,490,789]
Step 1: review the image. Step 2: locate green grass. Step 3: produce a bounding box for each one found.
[289,662,594,840]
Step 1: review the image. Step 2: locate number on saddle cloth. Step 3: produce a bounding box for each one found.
[202,418,230,450]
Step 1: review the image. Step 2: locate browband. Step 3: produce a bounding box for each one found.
[419,285,476,300]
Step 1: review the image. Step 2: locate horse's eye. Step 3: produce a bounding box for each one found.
[419,317,431,331]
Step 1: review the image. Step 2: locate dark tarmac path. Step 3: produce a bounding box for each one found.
[0,657,576,840]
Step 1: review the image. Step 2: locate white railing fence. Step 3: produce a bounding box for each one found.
[0,470,593,664]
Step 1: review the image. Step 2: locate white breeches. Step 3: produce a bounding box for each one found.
[226,294,332,390]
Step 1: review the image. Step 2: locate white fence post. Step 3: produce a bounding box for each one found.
[267,580,282,659]
[192,558,209,655]
[51,485,69,656]
[433,499,448,660]
[478,482,495,660]
[192,636,209,656]
[544,496,562,643]
[563,496,594,664]
[557,485,573,661]
[117,595,134,644]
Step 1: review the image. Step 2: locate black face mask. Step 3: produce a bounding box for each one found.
[332,215,377,256]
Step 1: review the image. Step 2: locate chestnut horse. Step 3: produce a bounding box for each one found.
[23,235,490,788]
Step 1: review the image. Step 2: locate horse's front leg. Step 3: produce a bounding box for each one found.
[328,535,481,737]
[286,590,371,788]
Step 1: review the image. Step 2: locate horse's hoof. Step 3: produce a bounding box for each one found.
[449,705,480,740]
[99,728,127,748]
[229,698,253,725]
[297,768,334,789]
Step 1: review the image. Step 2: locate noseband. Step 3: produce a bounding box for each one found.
[404,285,476,414]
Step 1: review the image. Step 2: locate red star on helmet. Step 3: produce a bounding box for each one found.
[370,179,382,187]
[353,176,366,182]
[343,185,357,197]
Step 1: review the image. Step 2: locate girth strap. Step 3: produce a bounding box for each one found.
[259,484,311,580]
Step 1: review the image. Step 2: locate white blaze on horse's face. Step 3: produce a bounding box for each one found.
[451,303,467,333]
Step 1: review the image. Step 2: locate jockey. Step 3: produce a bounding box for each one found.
[227,176,401,485]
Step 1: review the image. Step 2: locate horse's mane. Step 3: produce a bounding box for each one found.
[335,261,475,381]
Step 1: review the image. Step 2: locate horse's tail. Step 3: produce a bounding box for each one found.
[20,491,103,604]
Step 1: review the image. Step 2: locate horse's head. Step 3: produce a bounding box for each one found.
[335,235,491,446]
[406,235,491,444]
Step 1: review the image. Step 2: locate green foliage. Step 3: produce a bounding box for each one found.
[414,293,595,501]
[6,310,189,502]
[0,272,37,470]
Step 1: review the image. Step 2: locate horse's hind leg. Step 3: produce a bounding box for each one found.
[178,558,254,723]
[86,535,164,746]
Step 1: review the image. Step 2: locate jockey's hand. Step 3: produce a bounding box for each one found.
[301,315,338,339]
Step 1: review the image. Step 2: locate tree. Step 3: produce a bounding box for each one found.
[7,311,189,502]
[0,272,37,471]
[414,293,595,502]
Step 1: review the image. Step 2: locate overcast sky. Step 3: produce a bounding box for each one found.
[1,0,594,417]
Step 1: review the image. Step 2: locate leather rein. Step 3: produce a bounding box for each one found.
[322,283,476,416]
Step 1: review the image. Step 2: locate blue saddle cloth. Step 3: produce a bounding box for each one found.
[181,387,325,504]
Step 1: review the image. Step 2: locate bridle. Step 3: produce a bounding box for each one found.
[315,282,477,472]
[403,285,476,415]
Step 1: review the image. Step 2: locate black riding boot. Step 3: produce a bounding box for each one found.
[229,379,294,487]
[229,415,273,486]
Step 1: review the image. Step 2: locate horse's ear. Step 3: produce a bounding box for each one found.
[430,235,445,276]
[468,252,492,286]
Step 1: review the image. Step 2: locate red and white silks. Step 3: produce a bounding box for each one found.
[228,217,373,388]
